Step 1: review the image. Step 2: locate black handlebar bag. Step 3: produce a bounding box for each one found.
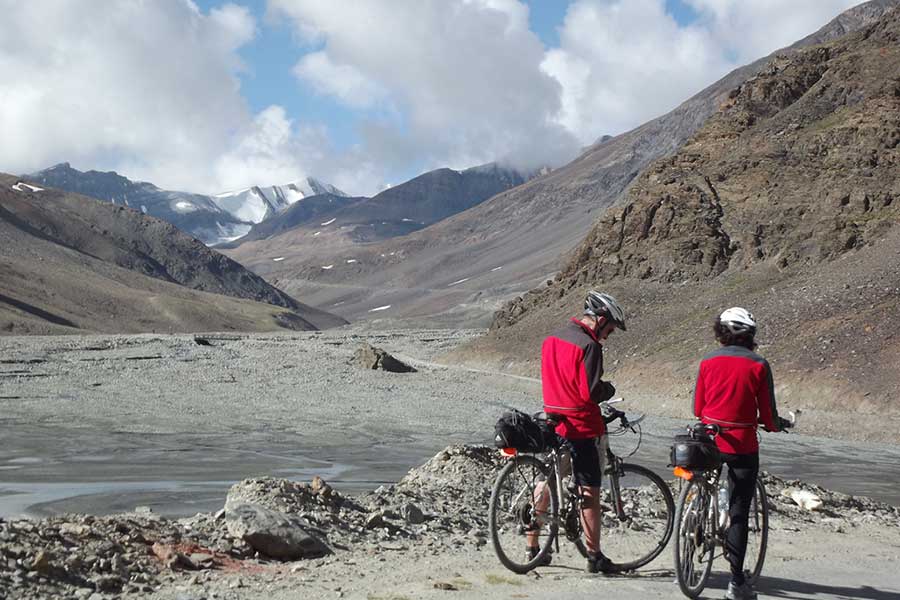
[669,434,721,470]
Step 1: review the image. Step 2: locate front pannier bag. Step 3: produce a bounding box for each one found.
[669,434,721,470]
[493,409,552,452]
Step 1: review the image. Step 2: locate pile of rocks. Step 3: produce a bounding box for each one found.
[223,446,504,558]
[361,445,503,551]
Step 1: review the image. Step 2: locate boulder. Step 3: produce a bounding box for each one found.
[224,501,330,560]
[354,343,417,373]
[402,503,426,525]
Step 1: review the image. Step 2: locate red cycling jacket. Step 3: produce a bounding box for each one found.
[541,318,610,439]
[693,345,781,454]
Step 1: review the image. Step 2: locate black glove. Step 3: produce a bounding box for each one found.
[603,409,625,425]
[764,416,792,432]
[599,381,616,403]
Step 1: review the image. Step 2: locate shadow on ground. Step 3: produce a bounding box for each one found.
[698,572,899,600]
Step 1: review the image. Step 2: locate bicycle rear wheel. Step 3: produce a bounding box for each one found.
[744,477,769,582]
[599,464,675,572]
[674,479,715,598]
[488,454,559,574]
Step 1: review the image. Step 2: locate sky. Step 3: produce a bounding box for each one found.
[0,0,865,196]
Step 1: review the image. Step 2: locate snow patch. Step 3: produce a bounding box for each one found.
[368,305,391,312]
[208,222,252,245]
[173,201,197,213]
[215,188,248,198]
[272,257,285,262]
[401,218,413,222]
[140,205,148,214]
[448,278,470,287]
[346,259,357,264]
[321,264,334,270]
[11,182,44,193]
[320,218,336,226]
[314,231,321,236]
[491,266,503,272]
[212,187,270,223]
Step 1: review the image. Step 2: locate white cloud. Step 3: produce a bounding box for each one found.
[0,1,261,192]
[271,0,581,174]
[293,52,387,109]
[542,0,863,145]
[543,0,732,143]
[685,0,861,64]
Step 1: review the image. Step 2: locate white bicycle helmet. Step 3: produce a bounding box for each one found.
[718,307,757,336]
[584,291,627,331]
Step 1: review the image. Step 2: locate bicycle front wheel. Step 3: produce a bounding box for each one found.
[488,454,559,574]
[600,464,675,572]
[674,479,715,598]
[744,477,769,582]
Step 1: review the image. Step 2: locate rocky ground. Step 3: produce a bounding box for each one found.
[1,445,899,599]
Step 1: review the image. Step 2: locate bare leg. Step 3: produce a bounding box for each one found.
[580,485,602,553]
[526,480,550,548]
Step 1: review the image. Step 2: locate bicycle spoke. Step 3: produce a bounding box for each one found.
[599,464,674,571]
[674,480,714,598]
[744,478,769,582]
[489,455,559,574]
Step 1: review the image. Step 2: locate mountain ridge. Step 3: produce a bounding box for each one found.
[28,163,347,246]
[0,173,346,333]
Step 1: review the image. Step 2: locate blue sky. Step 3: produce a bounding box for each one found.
[1,0,861,195]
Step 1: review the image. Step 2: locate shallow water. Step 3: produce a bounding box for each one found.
[0,424,452,518]
[1,418,898,518]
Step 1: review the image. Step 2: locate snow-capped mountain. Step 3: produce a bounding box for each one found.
[212,179,348,224]
[27,164,345,246]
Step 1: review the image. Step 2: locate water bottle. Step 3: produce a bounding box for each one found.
[718,484,729,529]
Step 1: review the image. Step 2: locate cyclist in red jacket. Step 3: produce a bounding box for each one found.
[526,291,626,573]
[694,307,787,600]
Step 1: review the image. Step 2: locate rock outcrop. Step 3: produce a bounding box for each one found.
[354,343,417,373]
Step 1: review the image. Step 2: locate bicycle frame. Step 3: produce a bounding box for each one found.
[542,443,631,549]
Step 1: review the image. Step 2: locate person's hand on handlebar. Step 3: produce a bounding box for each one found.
[764,416,793,432]
[603,408,626,425]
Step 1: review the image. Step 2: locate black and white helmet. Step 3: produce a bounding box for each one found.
[584,291,627,331]
[718,307,756,336]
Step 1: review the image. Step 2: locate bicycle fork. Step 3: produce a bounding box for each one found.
[606,450,629,521]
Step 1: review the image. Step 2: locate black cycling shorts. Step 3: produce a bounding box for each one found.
[560,436,608,487]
